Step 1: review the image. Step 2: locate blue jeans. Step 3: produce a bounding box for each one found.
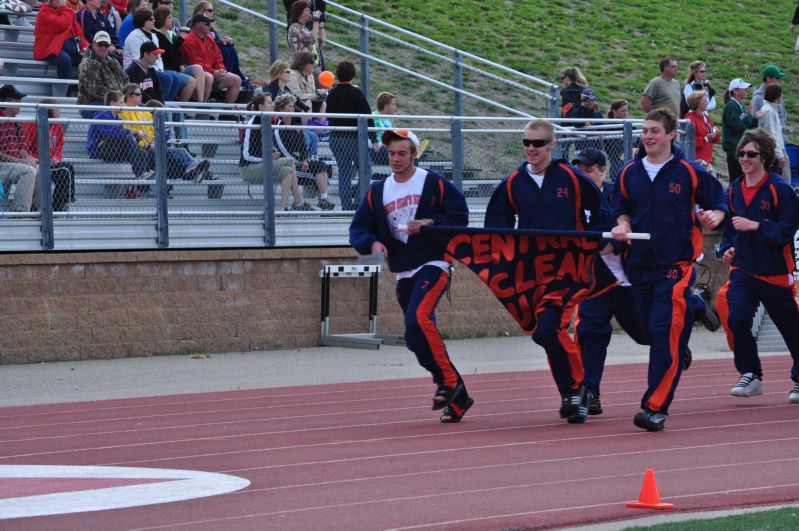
[158,70,191,101]
[45,38,81,79]
[304,130,319,158]
[165,147,195,179]
[329,134,359,210]
[164,103,187,141]
[155,71,174,102]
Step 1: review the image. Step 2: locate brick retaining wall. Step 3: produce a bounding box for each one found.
[0,232,725,364]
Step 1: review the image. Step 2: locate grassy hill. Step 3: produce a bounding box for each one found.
[218,0,798,124]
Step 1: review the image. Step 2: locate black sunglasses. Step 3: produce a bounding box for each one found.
[522,138,550,148]
[132,92,142,96]
[95,42,111,47]
[737,150,761,159]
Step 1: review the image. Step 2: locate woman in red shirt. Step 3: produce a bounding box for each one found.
[684,90,720,168]
[24,101,75,211]
[34,0,88,79]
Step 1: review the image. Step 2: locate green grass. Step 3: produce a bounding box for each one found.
[625,506,799,530]
[211,0,798,127]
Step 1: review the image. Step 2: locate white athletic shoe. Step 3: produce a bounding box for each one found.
[730,373,763,397]
[789,382,799,403]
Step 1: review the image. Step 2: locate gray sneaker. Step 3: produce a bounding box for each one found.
[788,382,799,403]
[730,373,763,397]
[291,202,315,211]
[12,15,32,27]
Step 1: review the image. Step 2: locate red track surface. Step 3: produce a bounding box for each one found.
[0,357,797,530]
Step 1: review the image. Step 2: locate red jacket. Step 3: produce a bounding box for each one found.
[33,2,88,60]
[684,110,720,164]
[23,122,64,162]
[180,30,224,74]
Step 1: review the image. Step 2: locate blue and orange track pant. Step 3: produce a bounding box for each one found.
[628,264,695,415]
[396,265,472,411]
[531,301,584,395]
[716,269,799,383]
[575,284,650,396]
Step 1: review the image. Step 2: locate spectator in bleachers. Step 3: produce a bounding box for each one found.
[568,88,604,152]
[751,65,790,146]
[118,84,211,182]
[287,0,321,66]
[117,0,145,45]
[273,94,334,210]
[151,0,177,31]
[264,59,319,159]
[99,0,122,34]
[758,85,788,176]
[0,85,38,212]
[78,30,128,117]
[180,13,241,104]
[287,52,327,114]
[153,6,211,102]
[124,7,195,102]
[22,99,75,211]
[681,61,716,117]
[77,0,122,62]
[604,99,629,179]
[641,57,681,116]
[34,0,89,80]
[722,78,763,181]
[3,0,34,28]
[284,0,326,69]
[559,66,587,117]
[325,60,375,210]
[263,59,294,101]
[684,91,720,167]
[86,89,154,180]
[124,40,164,103]
[239,93,314,211]
[191,2,247,86]
[370,91,396,165]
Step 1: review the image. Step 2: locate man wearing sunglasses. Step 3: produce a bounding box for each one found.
[77,31,129,118]
[611,107,726,432]
[180,13,241,104]
[484,119,605,425]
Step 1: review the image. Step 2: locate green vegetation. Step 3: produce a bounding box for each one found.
[625,505,799,530]
[214,0,798,125]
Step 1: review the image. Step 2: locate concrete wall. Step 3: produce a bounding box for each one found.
[0,232,727,365]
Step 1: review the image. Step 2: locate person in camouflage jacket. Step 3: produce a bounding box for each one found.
[77,31,128,117]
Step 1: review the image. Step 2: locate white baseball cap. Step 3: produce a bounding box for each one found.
[93,31,112,44]
[728,78,751,91]
[381,128,420,150]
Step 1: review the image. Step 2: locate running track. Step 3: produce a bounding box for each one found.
[0,356,797,530]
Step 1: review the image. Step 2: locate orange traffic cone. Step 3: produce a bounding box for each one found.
[626,468,674,509]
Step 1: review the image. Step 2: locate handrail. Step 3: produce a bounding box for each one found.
[209,0,551,115]
[326,14,553,101]
[325,0,557,92]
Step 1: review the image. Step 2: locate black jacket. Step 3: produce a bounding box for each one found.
[124,60,164,103]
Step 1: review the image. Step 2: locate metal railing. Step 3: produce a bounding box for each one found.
[0,103,699,252]
[183,0,558,118]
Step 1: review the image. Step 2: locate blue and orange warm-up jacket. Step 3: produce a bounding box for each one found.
[484,159,604,231]
[349,170,469,273]
[718,172,799,282]
[611,145,727,269]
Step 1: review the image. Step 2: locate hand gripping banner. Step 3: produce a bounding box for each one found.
[420,226,621,333]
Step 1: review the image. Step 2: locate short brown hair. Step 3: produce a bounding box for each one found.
[644,107,677,134]
[375,92,395,111]
[133,8,154,29]
[105,90,123,105]
[290,51,314,72]
[737,128,776,169]
[764,84,782,103]
[288,0,310,24]
[153,5,172,28]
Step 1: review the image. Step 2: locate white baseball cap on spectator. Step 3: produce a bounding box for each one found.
[728,78,751,91]
[381,128,420,150]
[93,31,112,44]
